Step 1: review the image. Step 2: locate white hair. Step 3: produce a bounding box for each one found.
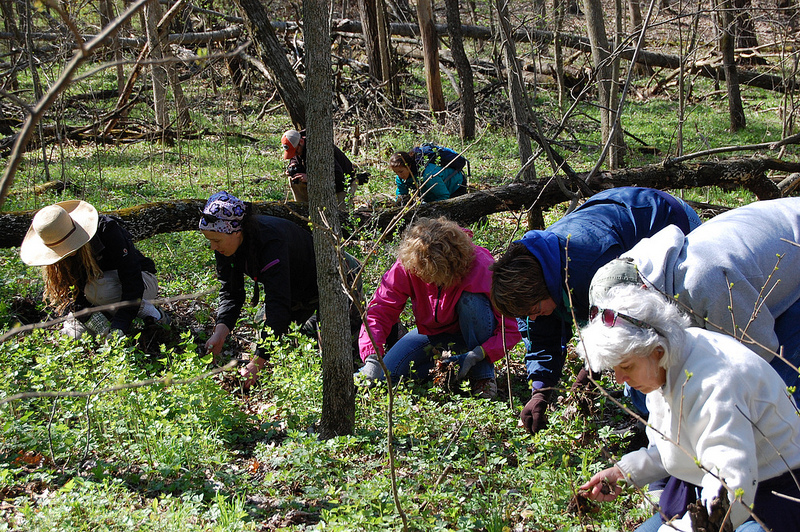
[577,284,691,373]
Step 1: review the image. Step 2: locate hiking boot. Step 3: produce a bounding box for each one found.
[471,377,497,399]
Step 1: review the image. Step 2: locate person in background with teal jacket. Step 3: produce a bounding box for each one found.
[390,146,467,203]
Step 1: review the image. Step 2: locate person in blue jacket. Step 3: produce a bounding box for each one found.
[489,187,701,434]
[390,148,466,203]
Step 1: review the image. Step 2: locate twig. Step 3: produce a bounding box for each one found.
[82,371,112,464]
[664,132,800,166]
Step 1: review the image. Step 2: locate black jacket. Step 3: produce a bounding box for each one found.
[214,215,318,356]
[286,131,354,193]
[75,215,156,332]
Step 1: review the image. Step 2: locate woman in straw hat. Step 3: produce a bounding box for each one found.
[20,200,169,338]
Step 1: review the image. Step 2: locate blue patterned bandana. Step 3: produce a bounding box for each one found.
[199,191,246,233]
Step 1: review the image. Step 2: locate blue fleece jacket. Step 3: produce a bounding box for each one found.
[517,186,698,390]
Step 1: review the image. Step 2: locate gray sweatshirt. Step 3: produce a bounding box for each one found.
[622,197,800,362]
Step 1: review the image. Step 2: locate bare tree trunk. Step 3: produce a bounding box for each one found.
[677,1,702,156]
[305,0,355,439]
[375,0,397,99]
[145,0,169,130]
[732,0,760,50]
[628,0,653,75]
[495,0,534,180]
[610,0,624,168]
[444,0,475,139]
[777,0,798,27]
[3,154,796,247]
[718,0,746,131]
[582,0,624,167]
[416,0,445,119]
[100,0,125,94]
[628,0,643,31]
[233,0,306,128]
[22,0,50,181]
[167,64,191,131]
[357,0,395,98]
[0,0,19,91]
[358,0,382,78]
[553,0,568,111]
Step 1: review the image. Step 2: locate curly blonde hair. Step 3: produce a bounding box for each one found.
[397,217,475,287]
[42,244,102,313]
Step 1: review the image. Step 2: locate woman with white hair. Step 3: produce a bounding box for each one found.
[577,284,800,532]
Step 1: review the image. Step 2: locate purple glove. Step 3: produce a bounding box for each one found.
[521,391,549,434]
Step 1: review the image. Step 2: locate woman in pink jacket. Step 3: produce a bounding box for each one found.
[357,217,521,399]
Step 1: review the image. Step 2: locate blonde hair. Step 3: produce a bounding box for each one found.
[397,217,475,287]
[42,244,102,313]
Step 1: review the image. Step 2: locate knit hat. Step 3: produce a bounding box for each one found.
[281,129,303,159]
[199,191,246,234]
[588,257,644,308]
[20,200,99,266]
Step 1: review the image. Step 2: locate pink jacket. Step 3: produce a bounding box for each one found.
[358,244,521,363]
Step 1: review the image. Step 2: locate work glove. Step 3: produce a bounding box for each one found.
[359,354,385,381]
[570,367,599,392]
[521,390,550,435]
[441,347,485,382]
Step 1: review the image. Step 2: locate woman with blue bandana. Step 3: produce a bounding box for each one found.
[200,191,322,390]
[200,191,363,391]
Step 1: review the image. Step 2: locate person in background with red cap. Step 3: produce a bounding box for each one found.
[281,129,356,208]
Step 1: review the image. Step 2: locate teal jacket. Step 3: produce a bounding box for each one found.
[395,163,465,202]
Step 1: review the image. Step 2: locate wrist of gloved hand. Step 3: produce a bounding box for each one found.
[85,312,111,336]
[520,389,550,435]
[360,354,384,381]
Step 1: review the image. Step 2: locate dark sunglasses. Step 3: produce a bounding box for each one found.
[589,305,660,335]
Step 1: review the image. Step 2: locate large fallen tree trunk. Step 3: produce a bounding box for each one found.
[0,157,792,248]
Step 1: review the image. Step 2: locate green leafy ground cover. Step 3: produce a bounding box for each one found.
[0,49,788,530]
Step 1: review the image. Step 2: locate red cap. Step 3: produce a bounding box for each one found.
[281,130,302,159]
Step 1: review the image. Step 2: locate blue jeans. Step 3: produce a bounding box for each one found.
[636,514,763,532]
[365,291,496,382]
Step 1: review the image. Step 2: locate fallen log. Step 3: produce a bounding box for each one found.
[0,157,792,249]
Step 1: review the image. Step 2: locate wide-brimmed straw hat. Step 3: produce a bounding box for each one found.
[20,200,99,266]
